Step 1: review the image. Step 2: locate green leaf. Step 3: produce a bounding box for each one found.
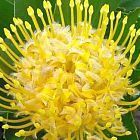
[118,112,139,140]
[0,0,15,37]
[4,0,14,5]
[120,0,140,12]
[4,129,23,140]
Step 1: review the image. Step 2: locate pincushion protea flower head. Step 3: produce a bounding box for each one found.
[0,0,140,139]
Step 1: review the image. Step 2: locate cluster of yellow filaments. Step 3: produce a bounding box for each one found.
[0,0,140,139]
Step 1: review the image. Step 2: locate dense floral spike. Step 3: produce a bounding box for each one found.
[0,0,140,139]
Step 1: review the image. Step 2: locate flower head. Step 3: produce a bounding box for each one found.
[0,0,140,139]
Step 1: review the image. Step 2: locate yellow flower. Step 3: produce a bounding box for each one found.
[0,0,140,139]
